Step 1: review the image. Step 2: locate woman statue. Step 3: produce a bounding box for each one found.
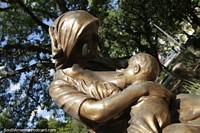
[49,10,200,133]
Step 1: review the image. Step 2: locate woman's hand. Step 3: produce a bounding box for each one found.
[142,81,173,102]
[126,81,173,103]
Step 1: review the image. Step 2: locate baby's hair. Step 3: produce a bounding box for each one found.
[129,53,160,81]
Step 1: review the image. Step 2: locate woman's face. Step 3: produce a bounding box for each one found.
[76,22,99,57]
[68,22,99,67]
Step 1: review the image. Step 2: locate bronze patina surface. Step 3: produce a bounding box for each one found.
[49,10,200,133]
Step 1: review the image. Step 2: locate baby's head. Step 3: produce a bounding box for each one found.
[124,53,160,84]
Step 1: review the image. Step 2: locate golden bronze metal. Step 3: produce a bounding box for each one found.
[49,10,200,133]
[49,10,99,69]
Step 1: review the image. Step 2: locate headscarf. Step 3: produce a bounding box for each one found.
[49,10,98,69]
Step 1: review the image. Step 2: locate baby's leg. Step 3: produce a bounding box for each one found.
[127,96,171,133]
[162,94,200,133]
[163,123,200,133]
[176,94,200,124]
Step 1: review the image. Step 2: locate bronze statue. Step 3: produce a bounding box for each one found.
[49,10,99,70]
[49,10,200,133]
[51,53,173,133]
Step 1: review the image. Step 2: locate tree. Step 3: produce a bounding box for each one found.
[48,118,88,133]
[0,0,200,130]
[36,118,48,129]
[1,0,63,129]
[101,0,200,59]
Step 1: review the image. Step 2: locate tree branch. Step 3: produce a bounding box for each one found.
[32,8,58,19]
[56,0,68,14]
[0,6,12,12]
[26,68,44,107]
[0,62,54,80]
[79,0,88,10]
[1,43,51,54]
[14,0,49,32]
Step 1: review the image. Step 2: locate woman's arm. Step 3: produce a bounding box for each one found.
[80,81,172,122]
[79,83,147,122]
[51,70,172,123]
[50,74,146,122]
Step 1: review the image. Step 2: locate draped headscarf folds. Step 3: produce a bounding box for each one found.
[49,10,98,69]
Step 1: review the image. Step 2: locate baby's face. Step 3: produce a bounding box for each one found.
[126,55,143,73]
[124,54,150,84]
[123,56,141,84]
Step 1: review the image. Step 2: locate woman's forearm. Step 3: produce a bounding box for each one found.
[80,84,148,122]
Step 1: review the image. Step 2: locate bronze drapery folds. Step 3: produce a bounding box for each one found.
[49,10,99,69]
[49,10,200,133]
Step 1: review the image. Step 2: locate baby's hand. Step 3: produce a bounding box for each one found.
[142,81,173,103]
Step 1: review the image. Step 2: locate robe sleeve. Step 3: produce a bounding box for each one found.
[49,69,120,121]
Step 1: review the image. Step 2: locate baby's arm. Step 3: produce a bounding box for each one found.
[63,64,122,100]
[62,74,121,100]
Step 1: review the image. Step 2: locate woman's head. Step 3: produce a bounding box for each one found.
[49,10,99,69]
